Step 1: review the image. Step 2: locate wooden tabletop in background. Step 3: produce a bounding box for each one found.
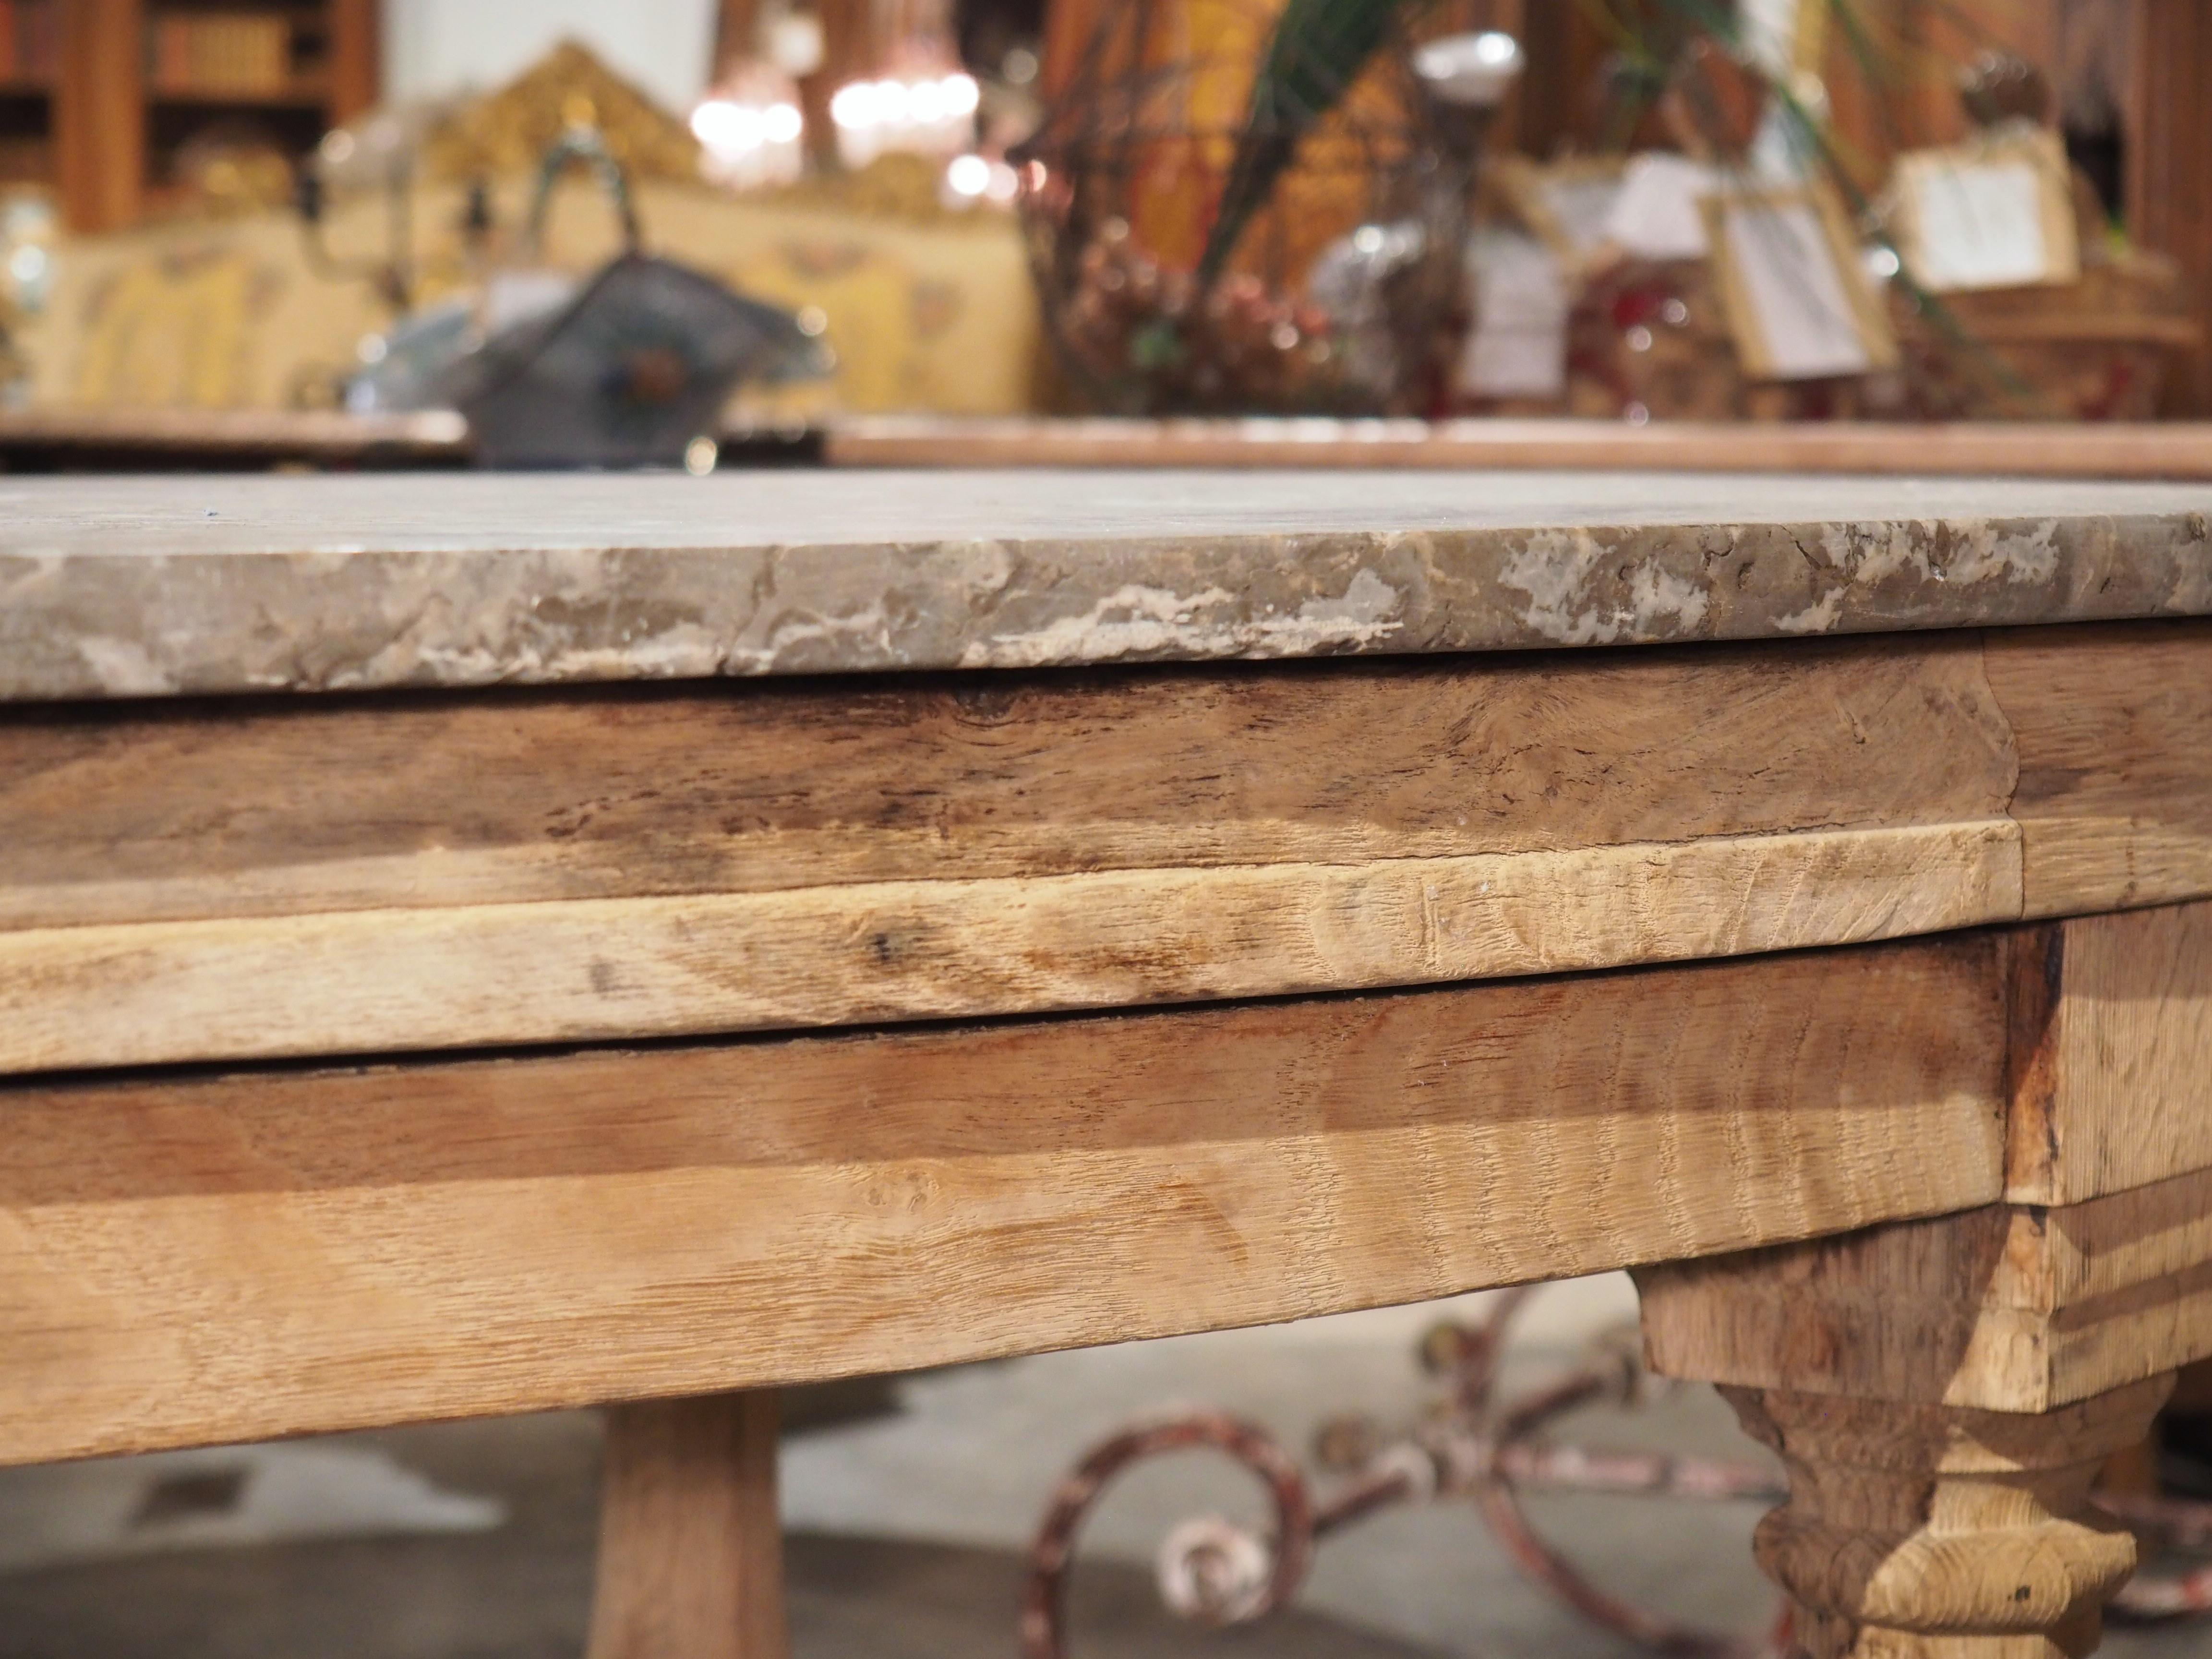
[819,416,2212,480]
[10,408,2212,480]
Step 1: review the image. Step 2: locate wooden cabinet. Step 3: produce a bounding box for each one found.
[42,0,378,232]
[0,0,61,197]
[2129,0,2212,414]
[55,0,140,232]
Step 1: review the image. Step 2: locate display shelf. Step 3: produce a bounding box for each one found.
[51,0,375,231]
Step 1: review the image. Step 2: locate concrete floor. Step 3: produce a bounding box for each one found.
[3,1276,2207,1659]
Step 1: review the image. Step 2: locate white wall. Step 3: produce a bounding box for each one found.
[384,0,721,114]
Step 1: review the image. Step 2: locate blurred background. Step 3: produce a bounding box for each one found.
[0,0,2206,458]
[6,3,2212,1654]
[7,1273,2212,1658]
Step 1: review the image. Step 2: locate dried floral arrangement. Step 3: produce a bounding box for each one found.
[1017,0,2194,419]
[1017,0,1453,412]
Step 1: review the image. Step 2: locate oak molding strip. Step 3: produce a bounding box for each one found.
[0,929,2013,1463]
[0,822,2022,1073]
[3,619,2207,1076]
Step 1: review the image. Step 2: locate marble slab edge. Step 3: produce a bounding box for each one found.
[3,508,2210,702]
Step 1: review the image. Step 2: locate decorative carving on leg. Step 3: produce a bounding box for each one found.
[1720,1378,2173,1659]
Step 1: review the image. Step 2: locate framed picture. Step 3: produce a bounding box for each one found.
[1702,184,1900,381]
[1891,127,2080,294]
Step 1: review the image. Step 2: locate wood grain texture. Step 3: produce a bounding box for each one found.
[1724,1379,2172,1659]
[5,620,2205,1078]
[587,1392,786,1659]
[1988,622,2212,918]
[1637,1165,2212,1413]
[0,935,2009,1465]
[0,639,2017,930]
[0,636,2031,1073]
[2007,901,2212,1204]
[0,823,2021,1073]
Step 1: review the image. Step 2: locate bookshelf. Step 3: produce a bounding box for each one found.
[42,0,376,232]
[0,0,58,193]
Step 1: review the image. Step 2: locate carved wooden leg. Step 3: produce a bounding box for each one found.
[587,1389,788,1659]
[1632,1165,2212,1659]
[1721,1379,2171,1659]
[1634,904,2212,1653]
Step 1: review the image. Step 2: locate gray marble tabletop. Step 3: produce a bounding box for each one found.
[3,469,2208,701]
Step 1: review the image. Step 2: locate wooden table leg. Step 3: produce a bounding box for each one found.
[1635,1185,2212,1658]
[1635,886,2212,1656]
[1721,1379,2170,1659]
[587,1389,788,1659]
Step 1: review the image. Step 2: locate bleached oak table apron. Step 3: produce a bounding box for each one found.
[4,471,2212,1659]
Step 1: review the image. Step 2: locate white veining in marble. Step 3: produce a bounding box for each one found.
[3,470,2208,701]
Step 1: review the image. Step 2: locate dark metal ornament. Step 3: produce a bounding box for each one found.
[1019,1284,1792,1659]
[441,128,823,469]
[446,253,817,468]
[1018,1283,2212,1655]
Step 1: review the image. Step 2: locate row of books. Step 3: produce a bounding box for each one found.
[0,0,58,83]
[148,12,300,95]
[0,3,317,96]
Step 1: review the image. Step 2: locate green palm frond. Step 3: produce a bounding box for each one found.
[1197,0,1745,290]
[1195,0,1407,289]
[1190,0,2037,404]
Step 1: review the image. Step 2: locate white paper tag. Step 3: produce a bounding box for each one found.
[1739,0,1803,75]
[1604,154,1721,261]
[1909,161,2048,291]
[1540,176,1625,257]
[1460,229,1568,397]
[1723,199,1872,379]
